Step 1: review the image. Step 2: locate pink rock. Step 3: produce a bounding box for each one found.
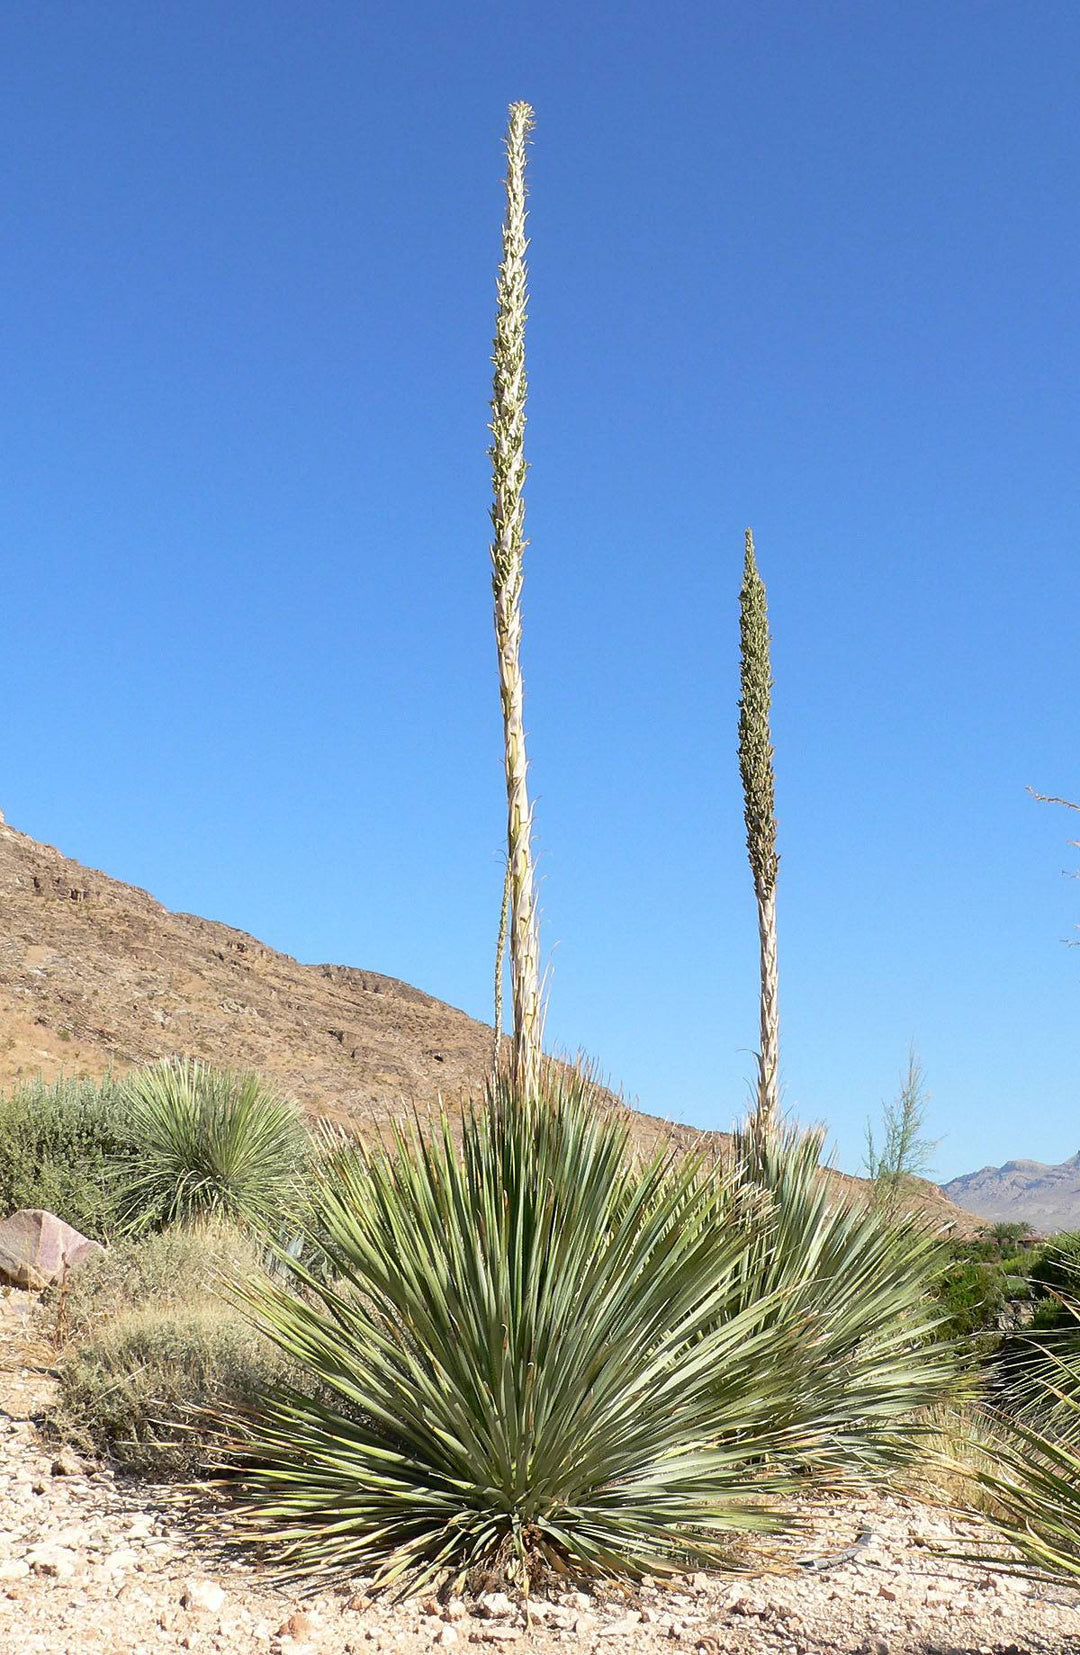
[0,1209,104,1290]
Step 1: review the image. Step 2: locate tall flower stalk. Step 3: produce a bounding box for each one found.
[490,102,541,1100]
[738,529,780,1136]
[491,860,510,1077]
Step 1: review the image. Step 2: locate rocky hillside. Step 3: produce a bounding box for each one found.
[942,1153,1080,1235]
[0,812,518,1137]
[0,810,694,1158]
[0,810,976,1228]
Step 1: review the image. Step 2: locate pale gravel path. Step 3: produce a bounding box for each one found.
[3,1287,1079,1655]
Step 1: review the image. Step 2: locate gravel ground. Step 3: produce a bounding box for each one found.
[3,1287,1079,1655]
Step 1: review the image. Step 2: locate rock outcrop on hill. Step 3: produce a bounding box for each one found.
[942,1152,1080,1235]
[0,810,976,1229]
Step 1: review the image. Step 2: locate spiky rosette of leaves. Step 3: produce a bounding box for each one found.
[121,1058,309,1233]
[970,1415,1080,1580]
[218,1074,802,1594]
[726,1122,961,1477]
[954,1294,1080,1580]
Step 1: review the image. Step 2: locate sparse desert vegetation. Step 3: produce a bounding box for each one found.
[47,1223,296,1478]
[0,37,1076,1655]
[4,1057,1080,1651]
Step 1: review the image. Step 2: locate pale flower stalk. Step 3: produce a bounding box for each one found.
[491,859,510,1077]
[490,102,541,1100]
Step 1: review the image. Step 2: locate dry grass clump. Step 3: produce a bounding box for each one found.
[48,1225,295,1478]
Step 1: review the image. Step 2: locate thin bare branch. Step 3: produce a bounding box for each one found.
[1028,788,1080,813]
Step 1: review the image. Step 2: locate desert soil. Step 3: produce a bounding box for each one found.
[2,1289,1078,1655]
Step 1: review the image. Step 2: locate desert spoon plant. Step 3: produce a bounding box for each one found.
[490,101,542,1099]
[738,529,780,1136]
[222,1075,800,1593]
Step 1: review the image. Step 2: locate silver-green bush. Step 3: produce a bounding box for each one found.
[122,1057,310,1233]
[0,1074,139,1239]
[727,1123,960,1480]
[219,1077,957,1593]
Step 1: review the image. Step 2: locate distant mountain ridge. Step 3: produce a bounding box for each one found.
[942,1153,1080,1235]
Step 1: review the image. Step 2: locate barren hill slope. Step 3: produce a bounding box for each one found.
[0,811,975,1229]
[0,813,514,1135]
[0,812,682,1153]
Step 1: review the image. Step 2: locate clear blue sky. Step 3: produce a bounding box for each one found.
[2,2,1076,1181]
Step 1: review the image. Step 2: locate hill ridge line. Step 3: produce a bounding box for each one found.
[0,812,975,1230]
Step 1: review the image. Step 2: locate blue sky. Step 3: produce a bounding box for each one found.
[1,2,1076,1180]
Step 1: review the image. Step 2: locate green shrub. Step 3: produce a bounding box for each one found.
[221,1078,959,1594]
[1031,1295,1073,1333]
[122,1058,310,1233]
[49,1225,295,1477]
[928,1230,1040,1359]
[0,1075,140,1240]
[934,1257,1008,1347]
[1030,1232,1080,1300]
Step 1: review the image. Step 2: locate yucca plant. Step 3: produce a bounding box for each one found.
[490,101,542,1099]
[968,1418,1080,1581]
[737,530,780,1137]
[955,1294,1080,1580]
[122,1058,310,1233]
[999,1300,1080,1446]
[726,1122,961,1479]
[221,1073,805,1593]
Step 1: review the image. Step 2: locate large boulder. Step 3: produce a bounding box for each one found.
[0,1209,104,1290]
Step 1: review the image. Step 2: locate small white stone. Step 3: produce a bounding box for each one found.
[598,1612,642,1637]
[26,1544,79,1580]
[106,1547,142,1572]
[180,1577,226,1614]
[477,1592,515,1620]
